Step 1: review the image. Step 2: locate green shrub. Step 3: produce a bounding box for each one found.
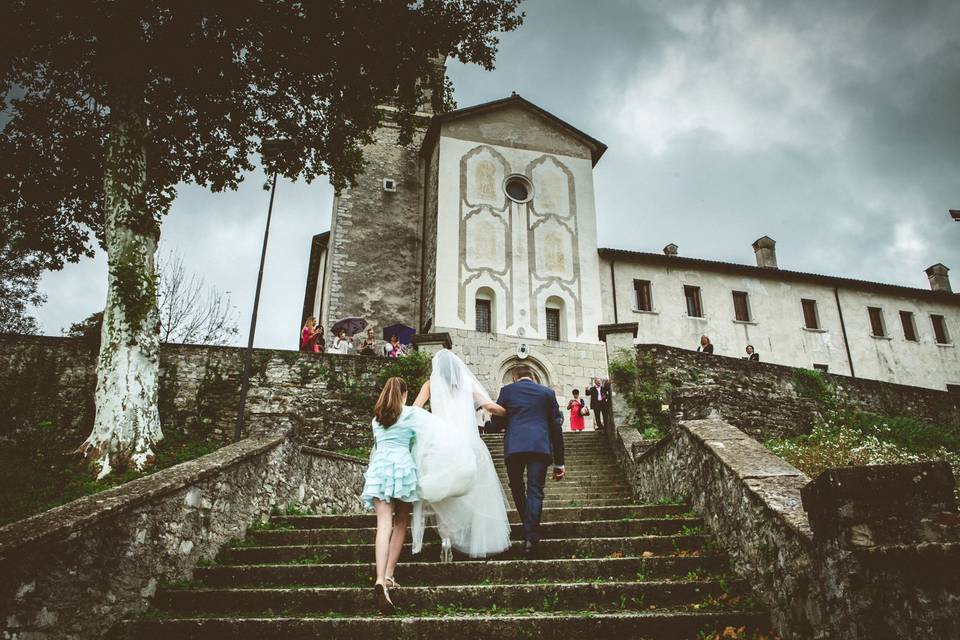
[609,349,672,431]
[376,350,432,403]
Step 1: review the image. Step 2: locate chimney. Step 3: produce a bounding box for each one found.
[663,243,678,257]
[752,236,778,268]
[925,263,952,293]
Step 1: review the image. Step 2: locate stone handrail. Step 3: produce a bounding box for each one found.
[0,429,366,639]
[627,418,823,639]
[0,434,285,561]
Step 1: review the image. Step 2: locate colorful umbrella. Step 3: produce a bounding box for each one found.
[331,316,367,336]
[382,324,416,345]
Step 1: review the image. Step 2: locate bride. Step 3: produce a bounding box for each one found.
[410,349,512,559]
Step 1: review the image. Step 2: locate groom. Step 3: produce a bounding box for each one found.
[496,366,565,555]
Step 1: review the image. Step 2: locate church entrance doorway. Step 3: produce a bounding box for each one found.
[498,356,550,389]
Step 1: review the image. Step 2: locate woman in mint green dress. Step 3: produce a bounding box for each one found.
[361,377,418,614]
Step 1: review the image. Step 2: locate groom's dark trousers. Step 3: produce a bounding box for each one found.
[505,453,551,544]
[496,378,565,546]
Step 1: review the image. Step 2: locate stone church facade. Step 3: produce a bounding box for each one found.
[304,83,960,398]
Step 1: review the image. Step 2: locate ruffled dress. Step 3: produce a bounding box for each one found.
[360,406,419,509]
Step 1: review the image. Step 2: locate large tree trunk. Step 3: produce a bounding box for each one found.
[80,94,163,479]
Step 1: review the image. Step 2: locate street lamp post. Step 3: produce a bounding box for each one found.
[234,139,288,443]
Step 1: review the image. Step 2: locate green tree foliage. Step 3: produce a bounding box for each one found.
[0,216,44,334]
[0,0,523,475]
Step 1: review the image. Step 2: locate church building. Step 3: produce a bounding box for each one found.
[303,82,960,399]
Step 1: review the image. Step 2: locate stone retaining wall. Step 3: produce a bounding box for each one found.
[0,421,366,640]
[627,343,959,441]
[0,334,392,454]
[628,419,824,639]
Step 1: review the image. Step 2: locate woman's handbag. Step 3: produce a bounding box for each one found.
[580,402,590,417]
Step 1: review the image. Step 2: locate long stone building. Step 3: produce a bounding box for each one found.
[304,83,960,397]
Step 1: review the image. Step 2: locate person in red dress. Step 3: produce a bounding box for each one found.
[567,389,586,432]
[300,316,323,353]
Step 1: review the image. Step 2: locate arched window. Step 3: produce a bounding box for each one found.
[545,295,564,341]
[475,287,495,333]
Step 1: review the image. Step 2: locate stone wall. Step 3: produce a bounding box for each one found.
[324,112,429,333]
[623,418,960,640]
[0,334,392,454]
[0,419,366,640]
[629,418,824,640]
[623,343,959,441]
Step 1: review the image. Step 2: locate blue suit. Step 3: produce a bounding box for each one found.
[496,379,565,544]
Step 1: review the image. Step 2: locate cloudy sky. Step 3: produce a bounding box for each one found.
[31,0,960,348]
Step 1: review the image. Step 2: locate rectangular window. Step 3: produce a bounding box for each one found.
[475,299,491,333]
[732,291,751,322]
[931,314,951,344]
[899,311,917,342]
[801,299,820,329]
[868,307,886,337]
[634,279,652,312]
[813,364,829,373]
[947,384,960,395]
[545,308,561,341]
[684,285,703,318]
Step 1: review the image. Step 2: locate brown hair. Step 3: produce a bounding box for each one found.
[512,366,534,381]
[304,316,316,329]
[374,377,408,428]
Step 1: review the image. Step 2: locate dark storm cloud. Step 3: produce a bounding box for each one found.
[28,0,960,346]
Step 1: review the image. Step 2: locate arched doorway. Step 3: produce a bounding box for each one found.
[498,356,550,389]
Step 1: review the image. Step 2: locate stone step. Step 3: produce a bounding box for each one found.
[490,460,622,470]
[153,579,751,617]
[247,518,705,546]
[539,497,635,507]
[509,490,634,501]
[500,476,630,495]
[196,555,731,588]
[114,610,771,640]
[271,504,691,529]
[216,534,709,565]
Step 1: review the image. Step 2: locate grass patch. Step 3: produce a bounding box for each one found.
[0,425,221,526]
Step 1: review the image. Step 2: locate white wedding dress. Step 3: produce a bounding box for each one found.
[411,350,512,558]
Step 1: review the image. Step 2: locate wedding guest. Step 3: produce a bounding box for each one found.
[385,334,408,358]
[586,377,608,431]
[745,344,760,361]
[567,389,586,432]
[300,317,322,353]
[358,327,378,356]
[360,377,417,614]
[697,335,714,354]
[329,328,353,354]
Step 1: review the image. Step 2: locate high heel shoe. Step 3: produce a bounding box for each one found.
[374,583,395,614]
[440,538,453,563]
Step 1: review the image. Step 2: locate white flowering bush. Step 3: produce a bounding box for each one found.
[766,399,960,501]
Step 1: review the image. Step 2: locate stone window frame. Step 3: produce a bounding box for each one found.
[633,279,654,313]
[731,290,753,323]
[931,313,952,345]
[867,306,889,339]
[800,298,821,331]
[475,298,493,334]
[683,285,704,318]
[502,173,534,204]
[899,310,919,342]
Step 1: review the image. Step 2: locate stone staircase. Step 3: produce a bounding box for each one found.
[113,431,774,639]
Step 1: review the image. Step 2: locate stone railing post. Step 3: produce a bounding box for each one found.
[801,461,960,639]
[597,323,642,471]
[411,332,452,357]
[597,323,638,430]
